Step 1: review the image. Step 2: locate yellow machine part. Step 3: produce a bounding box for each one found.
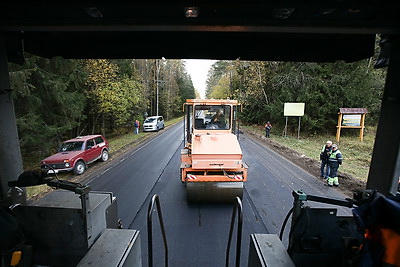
[186,181,243,203]
[10,251,22,266]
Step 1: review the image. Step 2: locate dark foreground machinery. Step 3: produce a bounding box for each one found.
[247,190,400,267]
[1,171,142,267]
[3,171,398,267]
[1,1,400,266]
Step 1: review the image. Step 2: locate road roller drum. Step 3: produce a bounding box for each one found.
[186,181,243,202]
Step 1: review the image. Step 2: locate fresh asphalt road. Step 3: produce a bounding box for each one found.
[86,122,352,266]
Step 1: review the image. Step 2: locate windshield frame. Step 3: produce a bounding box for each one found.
[59,141,84,152]
[193,105,231,130]
[144,117,156,123]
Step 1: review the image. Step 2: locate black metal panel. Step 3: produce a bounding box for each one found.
[16,31,375,62]
[248,234,295,267]
[288,208,362,267]
[367,39,400,196]
[1,1,399,62]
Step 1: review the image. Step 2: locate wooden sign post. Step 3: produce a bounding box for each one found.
[336,108,367,142]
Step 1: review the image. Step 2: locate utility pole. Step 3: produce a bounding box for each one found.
[156,59,160,116]
[155,57,165,116]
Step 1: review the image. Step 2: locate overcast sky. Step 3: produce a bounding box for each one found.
[184,59,216,99]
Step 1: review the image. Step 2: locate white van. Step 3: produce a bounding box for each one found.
[143,116,165,132]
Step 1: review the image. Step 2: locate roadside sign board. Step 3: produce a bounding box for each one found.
[283,103,305,139]
[284,103,305,117]
[342,114,361,126]
[336,108,367,142]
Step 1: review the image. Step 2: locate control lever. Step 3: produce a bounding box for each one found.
[8,170,90,194]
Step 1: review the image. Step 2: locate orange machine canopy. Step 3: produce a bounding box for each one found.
[186,99,238,105]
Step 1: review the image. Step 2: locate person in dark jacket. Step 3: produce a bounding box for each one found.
[327,144,343,186]
[265,121,272,138]
[320,140,332,179]
[134,120,140,134]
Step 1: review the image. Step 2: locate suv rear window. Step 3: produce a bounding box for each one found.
[94,136,104,144]
[86,139,95,149]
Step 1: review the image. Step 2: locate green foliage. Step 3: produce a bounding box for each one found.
[10,56,194,166]
[10,55,86,157]
[176,63,196,102]
[97,76,144,125]
[205,60,231,98]
[207,59,384,135]
[208,75,230,99]
[129,59,192,120]
[83,59,149,134]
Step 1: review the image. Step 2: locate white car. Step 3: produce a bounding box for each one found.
[143,116,165,132]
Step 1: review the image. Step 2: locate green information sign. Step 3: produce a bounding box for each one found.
[342,114,361,126]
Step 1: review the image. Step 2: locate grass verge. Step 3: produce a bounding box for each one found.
[107,117,182,151]
[242,124,376,182]
[24,117,183,199]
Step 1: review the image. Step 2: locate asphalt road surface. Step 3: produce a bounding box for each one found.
[86,122,352,266]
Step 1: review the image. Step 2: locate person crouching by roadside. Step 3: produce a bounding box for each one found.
[320,140,333,179]
[327,144,343,187]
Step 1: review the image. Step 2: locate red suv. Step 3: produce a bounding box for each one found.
[41,135,109,175]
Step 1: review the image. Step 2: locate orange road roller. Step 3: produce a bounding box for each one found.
[181,99,248,202]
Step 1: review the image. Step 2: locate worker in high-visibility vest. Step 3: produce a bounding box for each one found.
[320,140,333,179]
[327,144,343,186]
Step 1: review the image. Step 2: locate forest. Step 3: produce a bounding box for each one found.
[206,59,385,134]
[9,56,196,160]
[9,54,385,162]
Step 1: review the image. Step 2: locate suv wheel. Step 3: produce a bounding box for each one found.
[101,150,109,162]
[74,161,86,175]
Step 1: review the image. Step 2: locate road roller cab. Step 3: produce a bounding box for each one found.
[181,99,248,202]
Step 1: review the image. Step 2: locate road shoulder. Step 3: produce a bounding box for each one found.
[241,128,366,197]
